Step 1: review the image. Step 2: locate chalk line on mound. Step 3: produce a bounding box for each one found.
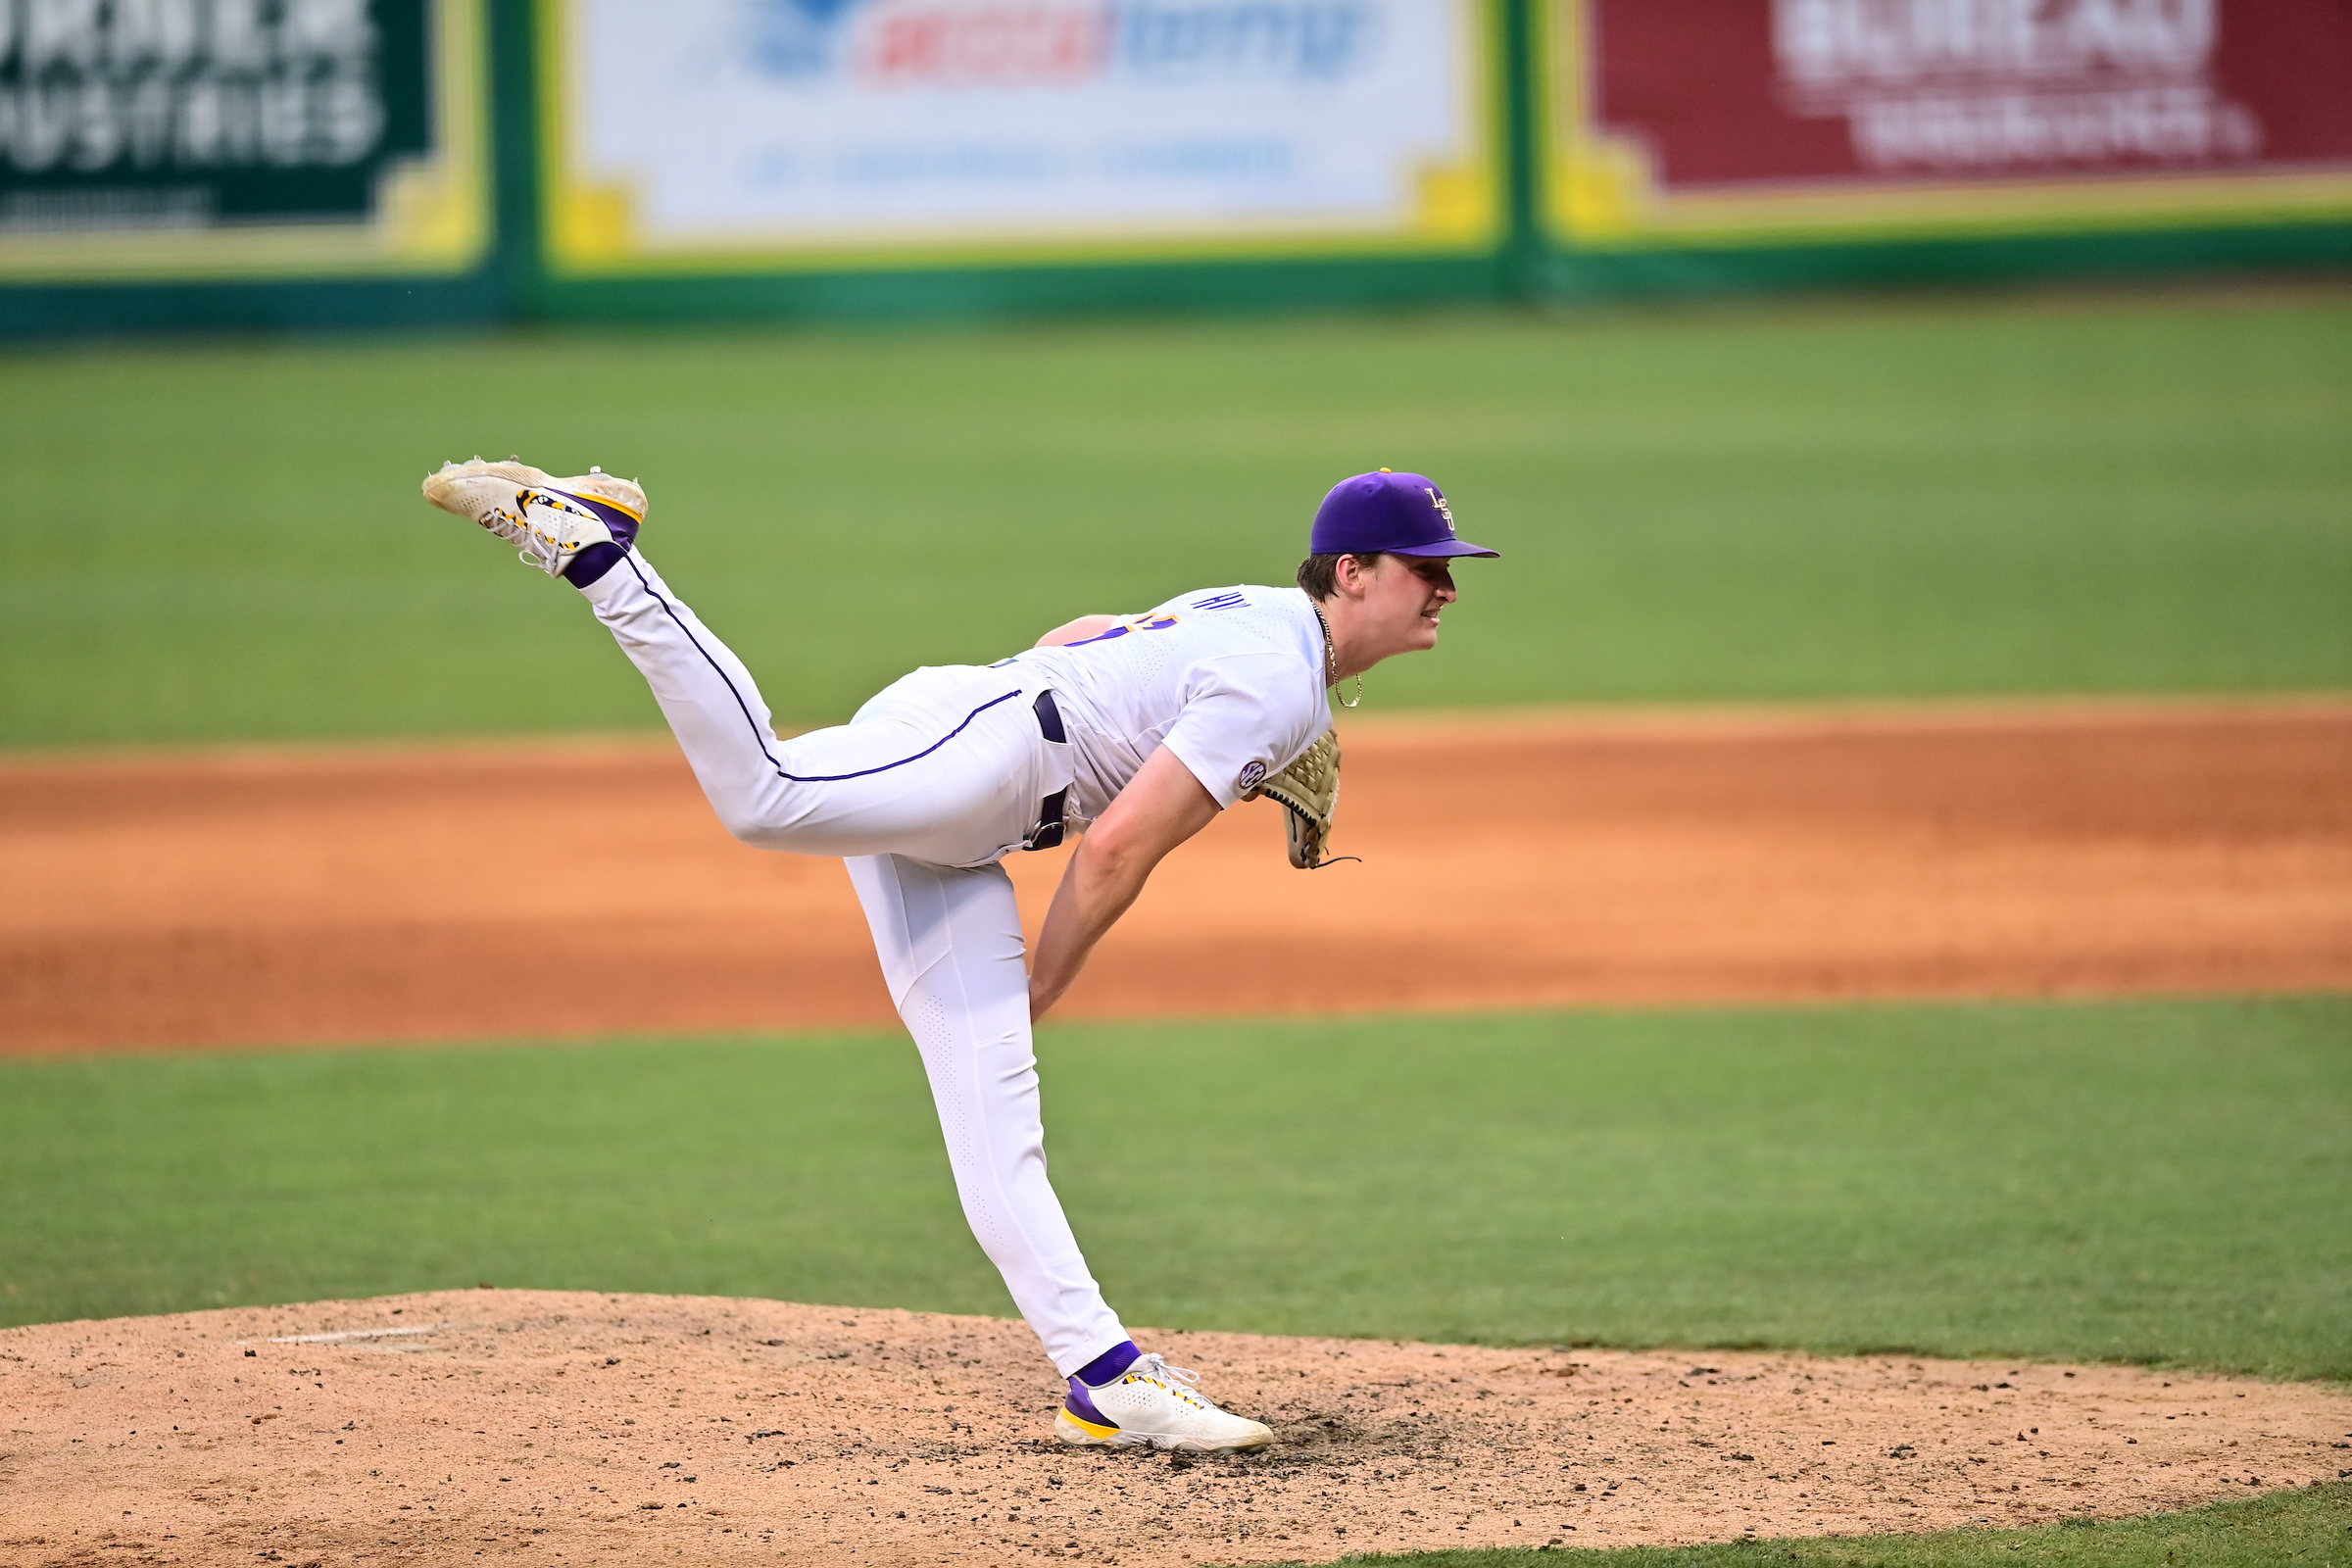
[248,1324,449,1345]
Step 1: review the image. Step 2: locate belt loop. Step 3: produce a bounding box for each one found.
[1026,688,1069,851]
[1032,687,1065,744]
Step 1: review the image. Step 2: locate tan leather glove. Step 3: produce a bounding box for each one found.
[1246,727,1346,869]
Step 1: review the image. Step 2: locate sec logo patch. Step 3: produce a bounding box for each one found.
[1238,760,1267,792]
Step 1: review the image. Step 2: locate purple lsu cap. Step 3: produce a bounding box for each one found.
[1310,470,1499,560]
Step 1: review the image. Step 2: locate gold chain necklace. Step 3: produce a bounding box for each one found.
[1310,601,1364,710]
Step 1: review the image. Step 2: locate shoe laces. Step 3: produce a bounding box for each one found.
[1121,1352,1211,1411]
[512,488,592,576]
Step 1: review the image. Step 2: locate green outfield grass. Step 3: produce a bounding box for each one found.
[3,285,2348,747]
[5,997,2345,1383]
[1315,1481,2352,1566]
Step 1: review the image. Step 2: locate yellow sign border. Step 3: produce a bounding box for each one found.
[541,0,1504,276]
[0,0,492,283]
[1542,0,2352,248]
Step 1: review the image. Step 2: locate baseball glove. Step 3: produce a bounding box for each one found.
[1246,727,1350,870]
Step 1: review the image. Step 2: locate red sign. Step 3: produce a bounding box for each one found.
[1586,0,2352,192]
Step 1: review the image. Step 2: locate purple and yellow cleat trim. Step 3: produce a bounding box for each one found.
[520,486,644,548]
[1060,1379,1121,1441]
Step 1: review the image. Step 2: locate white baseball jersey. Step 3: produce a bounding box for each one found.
[1002,584,1333,822]
[577,551,1331,1380]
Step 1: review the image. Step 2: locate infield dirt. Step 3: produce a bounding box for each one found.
[6,1290,2348,1567]
[4,699,2348,1053]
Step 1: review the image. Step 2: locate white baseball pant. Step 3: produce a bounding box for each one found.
[579,551,1131,1376]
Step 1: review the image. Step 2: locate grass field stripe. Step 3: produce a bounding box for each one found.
[8,292,2348,749]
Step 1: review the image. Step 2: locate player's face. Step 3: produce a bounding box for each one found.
[1362,553,1457,653]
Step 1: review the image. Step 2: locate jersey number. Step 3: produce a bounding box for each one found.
[1064,613,1180,648]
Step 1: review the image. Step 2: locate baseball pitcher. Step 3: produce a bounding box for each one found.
[420,459,1496,1451]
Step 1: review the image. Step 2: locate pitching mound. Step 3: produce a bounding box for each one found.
[5,1292,2345,1566]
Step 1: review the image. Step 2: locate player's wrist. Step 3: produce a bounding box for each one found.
[1028,971,1063,1022]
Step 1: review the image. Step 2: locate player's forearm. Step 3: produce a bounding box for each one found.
[1029,747,1221,1018]
[1028,835,1155,1019]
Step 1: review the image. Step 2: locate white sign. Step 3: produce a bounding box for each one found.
[553,0,1490,265]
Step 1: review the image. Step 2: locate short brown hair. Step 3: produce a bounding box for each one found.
[1296,552,1387,600]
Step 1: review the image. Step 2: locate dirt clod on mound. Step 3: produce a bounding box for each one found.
[3,1291,2346,1567]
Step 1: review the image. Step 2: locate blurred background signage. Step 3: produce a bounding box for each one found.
[543,0,1496,272]
[0,0,488,281]
[1550,0,2352,241]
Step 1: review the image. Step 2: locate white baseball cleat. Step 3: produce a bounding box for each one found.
[1054,1353,1275,1451]
[420,458,646,576]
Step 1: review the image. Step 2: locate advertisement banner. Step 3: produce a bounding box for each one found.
[0,0,489,282]
[1548,0,2352,243]
[543,0,1497,273]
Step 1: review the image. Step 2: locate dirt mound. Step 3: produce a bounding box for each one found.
[3,1291,2345,1566]
[4,699,2349,1054]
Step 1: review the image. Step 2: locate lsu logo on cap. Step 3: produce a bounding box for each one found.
[1425,487,1455,533]
[1238,760,1268,793]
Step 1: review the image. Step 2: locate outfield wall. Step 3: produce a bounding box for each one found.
[2,0,2346,335]
[0,0,507,334]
